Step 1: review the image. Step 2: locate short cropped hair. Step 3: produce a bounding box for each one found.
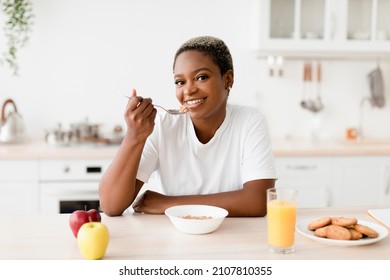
[173,36,234,76]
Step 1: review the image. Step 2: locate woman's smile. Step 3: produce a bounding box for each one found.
[185,97,206,108]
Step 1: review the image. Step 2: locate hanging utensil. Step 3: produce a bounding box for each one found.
[367,66,385,108]
[267,55,275,77]
[301,62,313,111]
[276,55,284,77]
[301,62,308,109]
[313,61,324,112]
[301,61,323,113]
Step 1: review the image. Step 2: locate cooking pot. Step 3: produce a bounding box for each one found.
[70,119,101,140]
[45,123,76,146]
[0,99,28,143]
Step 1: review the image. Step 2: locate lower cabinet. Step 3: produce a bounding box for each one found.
[1,155,389,214]
[0,160,40,215]
[332,156,390,207]
[274,157,332,208]
[275,155,390,208]
[0,158,110,215]
[38,159,111,214]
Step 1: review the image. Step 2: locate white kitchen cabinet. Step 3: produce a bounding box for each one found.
[0,160,39,215]
[38,159,111,214]
[38,159,111,182]
[252,0,390,57]
[332,156,390,206]
[274,157,332,207]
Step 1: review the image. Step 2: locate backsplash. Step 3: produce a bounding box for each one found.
[250,58,390,141]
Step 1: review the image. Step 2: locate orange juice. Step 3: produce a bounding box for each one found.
[267,200,296,248]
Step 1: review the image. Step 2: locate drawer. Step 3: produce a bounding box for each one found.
[0,160,39,182]
[38,159,111,181]
[275,157,332,178]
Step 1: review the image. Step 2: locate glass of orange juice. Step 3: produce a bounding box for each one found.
[267,188,297,254]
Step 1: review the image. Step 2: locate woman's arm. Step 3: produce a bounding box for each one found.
[99,138,145,216]
[99,90,157,216]
[132,179,275,217]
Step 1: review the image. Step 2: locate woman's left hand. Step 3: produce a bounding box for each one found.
[132,190,169,214]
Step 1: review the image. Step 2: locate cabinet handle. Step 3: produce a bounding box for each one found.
[286,165,317,170]
[86,166,102,174]
[384,165,390,196]
[63,166,70,173]
[330,12,336,40]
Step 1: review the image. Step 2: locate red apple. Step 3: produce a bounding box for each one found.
[69,209,101,238]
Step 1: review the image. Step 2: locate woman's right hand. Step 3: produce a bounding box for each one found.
[124,89,157,142]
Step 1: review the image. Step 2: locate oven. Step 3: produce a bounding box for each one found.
[39,159,111,214]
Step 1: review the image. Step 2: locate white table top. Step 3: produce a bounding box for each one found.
[0,206,388,260]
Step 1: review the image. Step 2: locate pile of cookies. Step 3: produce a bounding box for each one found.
[308,217,379,240]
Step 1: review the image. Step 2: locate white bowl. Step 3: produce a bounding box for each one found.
[165,205,228,235]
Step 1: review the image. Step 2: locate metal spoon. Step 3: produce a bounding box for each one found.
[124,96,187,115]
[153,104,188,115]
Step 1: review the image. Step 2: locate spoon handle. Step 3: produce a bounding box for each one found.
[124,96,186,115]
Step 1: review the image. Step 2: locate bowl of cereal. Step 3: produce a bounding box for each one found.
[164,204,228,234]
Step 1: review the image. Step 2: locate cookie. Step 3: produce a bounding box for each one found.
[314,226,328,238]
[325,225,352,240]
[307,216,379,241]
[308,217,331,230]
[348,228,363,240]
[331,217,358,227]
[354,224,379,238]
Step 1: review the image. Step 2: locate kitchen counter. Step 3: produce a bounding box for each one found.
[0,141,119,159]
[272,139,390,156]
[0,206,388,260]
[1,139,390,159]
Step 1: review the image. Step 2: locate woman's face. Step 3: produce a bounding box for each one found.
[173,50,233,121]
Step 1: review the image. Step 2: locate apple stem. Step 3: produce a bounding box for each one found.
[84,205,87,211]
[88,216,92,223]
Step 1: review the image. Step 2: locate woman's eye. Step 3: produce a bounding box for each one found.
[175,80,184,86]
[196,74,208,81]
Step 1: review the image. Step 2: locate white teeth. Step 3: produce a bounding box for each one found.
[186,99,203,105]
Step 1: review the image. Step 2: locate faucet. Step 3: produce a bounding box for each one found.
[358,97,373,140]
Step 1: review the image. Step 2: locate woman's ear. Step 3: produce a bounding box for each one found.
[224,70,234,90]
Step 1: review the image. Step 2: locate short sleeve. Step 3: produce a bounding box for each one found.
[241,110,277,183]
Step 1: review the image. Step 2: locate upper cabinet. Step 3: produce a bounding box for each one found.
[251,0,390,58]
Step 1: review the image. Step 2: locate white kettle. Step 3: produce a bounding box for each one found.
[0,99,28,143]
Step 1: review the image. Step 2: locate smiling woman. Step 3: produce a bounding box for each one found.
[98,36,277,218]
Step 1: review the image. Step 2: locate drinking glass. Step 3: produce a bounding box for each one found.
[267,188,297,254]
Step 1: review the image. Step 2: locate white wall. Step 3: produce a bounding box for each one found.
[1,0,389,142]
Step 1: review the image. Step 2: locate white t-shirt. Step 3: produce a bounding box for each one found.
[137,103,277,195]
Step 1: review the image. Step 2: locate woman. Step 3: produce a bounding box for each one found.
[99,36,276,217]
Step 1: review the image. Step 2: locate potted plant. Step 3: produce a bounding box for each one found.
[1,0,34,76]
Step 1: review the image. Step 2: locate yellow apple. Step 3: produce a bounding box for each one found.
[77,222,110,260]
